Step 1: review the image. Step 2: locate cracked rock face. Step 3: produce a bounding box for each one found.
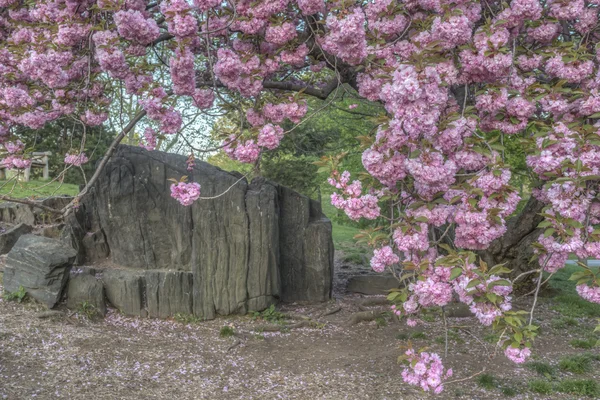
[67,145,334,319]
[4,234,77,308]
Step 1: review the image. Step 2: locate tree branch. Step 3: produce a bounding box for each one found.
[61,109,147,215]
[0,196,62,215]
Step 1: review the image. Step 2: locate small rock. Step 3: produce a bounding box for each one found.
[346,275,399,295]
[445,303,472,318]
[3,234,77,308]
[0,223,33,254]
[67,274,106,317]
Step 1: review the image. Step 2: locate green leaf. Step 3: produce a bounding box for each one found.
[450,267,463,280]
[466,279,481,289]
[488,279,511,288]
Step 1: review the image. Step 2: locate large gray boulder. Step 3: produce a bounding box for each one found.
[0,223,33,254]
[4,234,77,308]
[68,145,334,319]
[66,273,106,316]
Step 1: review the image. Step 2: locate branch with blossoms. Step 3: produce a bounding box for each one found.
[3,0,600,395]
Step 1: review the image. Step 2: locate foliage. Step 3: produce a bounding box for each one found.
[77,301,99,320]
[528,380,553,395]
[555,379,600,397]
[526,361,555,378]
[3,286,27,303]
[173,313,202,325]
[2,0,600,395]
[219,326,235,338]
[250,304,285,324]
[569,337,599,350]
[16,121,115,185]
[476,374,497,390]
[557,353,595,374]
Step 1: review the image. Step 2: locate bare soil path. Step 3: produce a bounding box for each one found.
[0,255,598,400]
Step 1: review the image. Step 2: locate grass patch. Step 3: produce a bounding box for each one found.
[0,180,79,199]
[3,285,27,303]
[528,379,553,395]
[569,337,599,350]
[396,332,409,340]
[551,316,579,329]
[476,373,497,390]
[77,301,99,320]
[341,250,366,265]
[500,386,517,396]
[549,265,600,318]
[434,330,464,345]
[483,332,500,343]
[556,379,600,397]
[250,304,285,323]
[410,332,427,340]
[219,326,235,338]
[552,294,600,318]
[558,354,594,374]
[174,313,202,324]
[526,361,555,377]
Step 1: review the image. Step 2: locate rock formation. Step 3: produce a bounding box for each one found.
[3,234,77,308]
[65,145,334,319]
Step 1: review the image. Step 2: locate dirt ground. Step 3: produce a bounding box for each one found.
[0,253,599,400]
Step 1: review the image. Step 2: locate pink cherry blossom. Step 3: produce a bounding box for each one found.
[170,181,201,206]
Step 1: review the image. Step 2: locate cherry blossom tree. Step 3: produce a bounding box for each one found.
[1,0,600,393]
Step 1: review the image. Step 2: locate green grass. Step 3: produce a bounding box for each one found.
[569,337,599,350]
[558,353,596,374]
[219,326,235,338]
[476,374,497,390]
[483,332,501,343]
[500,386,517,396]
[410,332,427,340]
[528,379,553,395]
[3,285,27,303]
[549,265,600,318]
[0,180,79,199]
[551,316,579,329]
[526,361,555,377]
[556,379,600,397]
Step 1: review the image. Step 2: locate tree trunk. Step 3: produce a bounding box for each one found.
[478,196,545,292]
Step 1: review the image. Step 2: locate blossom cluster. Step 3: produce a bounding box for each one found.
[170,181,201,206]
[401,349,452,394]
[328,170,380,221]
[64,152,89,167]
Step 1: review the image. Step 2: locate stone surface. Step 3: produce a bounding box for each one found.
[278,186,334,302]
[246,179,280,311]
[67,145,334,319]
[346,274,399,295]
[3,234,77,308]
[0,203,35,225]
[81,230,110,263]
[0,197,72,226]
[0,223,33,254]
[41,224,64,239]
[102,268,145,317]
[145,270,193,318]
[66,273,106,316]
